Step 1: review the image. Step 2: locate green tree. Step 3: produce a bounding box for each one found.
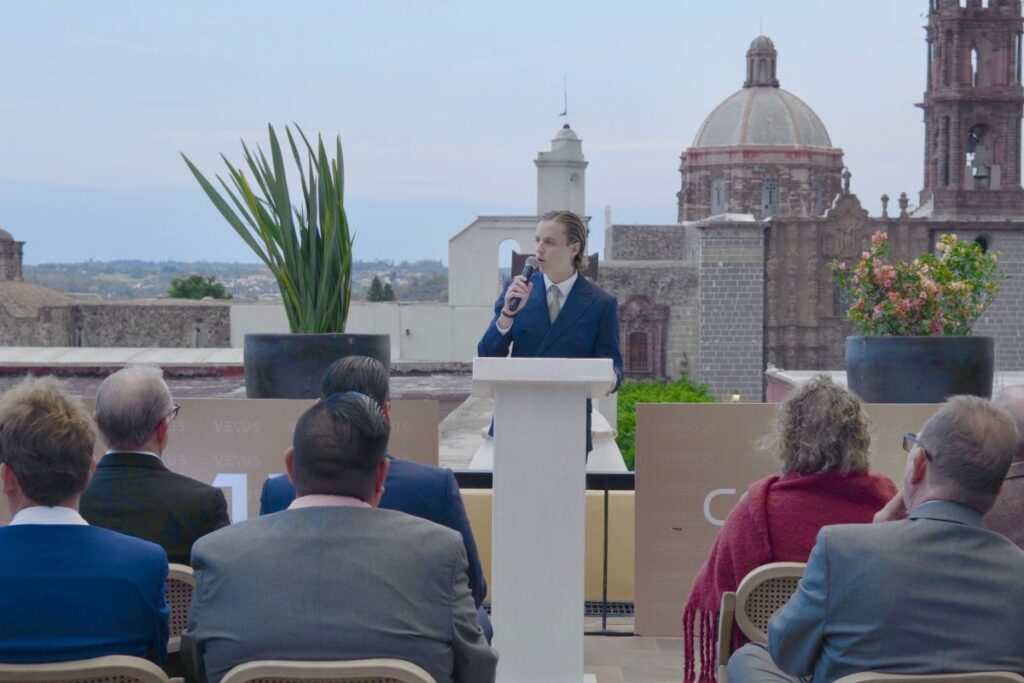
[382,281,396,301]
[367,275,385,302]
[616,375,714,470]
[167,274,233,300]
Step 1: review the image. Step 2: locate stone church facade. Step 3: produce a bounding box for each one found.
[599,0,1024,401]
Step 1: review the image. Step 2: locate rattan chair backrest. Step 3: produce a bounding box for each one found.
[733,561,806,644]
[219,659,436,683]
[0,655,169,682]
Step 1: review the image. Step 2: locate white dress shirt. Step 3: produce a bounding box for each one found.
[9,506,89,526]
[496,270,578,335]
[287,494,371,510]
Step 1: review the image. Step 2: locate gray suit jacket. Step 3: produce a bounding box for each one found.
[769,500,1024,683]
[181,506,497,683]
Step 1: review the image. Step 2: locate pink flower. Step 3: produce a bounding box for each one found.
[838,262,846,271]
[930,321,943,334]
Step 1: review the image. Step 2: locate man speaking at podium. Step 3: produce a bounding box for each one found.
[477,210,623,454]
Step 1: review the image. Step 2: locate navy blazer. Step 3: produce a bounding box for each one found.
[259,455,487,608]
[81,452,230,565]
[477,272,624,453]
[0,524,169,664]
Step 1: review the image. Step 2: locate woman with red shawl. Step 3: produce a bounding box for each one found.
[682,375,896,683]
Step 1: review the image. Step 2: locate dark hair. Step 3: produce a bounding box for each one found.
[541,210,589,271]
[320,356,389,404]
[291,392,390,499]
[0,376,95,506]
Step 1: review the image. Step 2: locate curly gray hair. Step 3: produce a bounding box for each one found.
[763,374,871,475]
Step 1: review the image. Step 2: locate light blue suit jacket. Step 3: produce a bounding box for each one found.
[769,500,1024,682]
[477,273,623,453]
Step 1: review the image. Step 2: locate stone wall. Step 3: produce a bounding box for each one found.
[604,224,696,261]
[696,223,765,401]
[2,300,231,348]
[598,262,699,381]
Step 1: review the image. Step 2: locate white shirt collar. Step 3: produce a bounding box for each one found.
[287,494,371,510]
[9,506,89,526]
[543,271,578,302]
[105,450,161,459]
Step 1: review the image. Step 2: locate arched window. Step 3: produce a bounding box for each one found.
[629,332,649,373]
[971,46,980,87]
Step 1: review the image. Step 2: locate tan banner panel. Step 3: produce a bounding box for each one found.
[0,398,438,526]
[634,402,937,636]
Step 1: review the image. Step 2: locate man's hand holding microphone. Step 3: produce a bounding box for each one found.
[496,257,538,332]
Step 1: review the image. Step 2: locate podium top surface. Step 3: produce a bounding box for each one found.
[472,357,614,398]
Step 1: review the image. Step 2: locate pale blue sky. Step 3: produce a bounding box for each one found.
[1,1,927,265]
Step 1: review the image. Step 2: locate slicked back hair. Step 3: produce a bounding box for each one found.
[920,395,1017,510]
[541,210,589,271]
[0,376,95,506]
[95,365,174,450]
[292,392,390,500]
[320,356,389,404]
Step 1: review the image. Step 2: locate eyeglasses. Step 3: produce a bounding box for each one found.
[902,432,932,460]
[167,404,181,421]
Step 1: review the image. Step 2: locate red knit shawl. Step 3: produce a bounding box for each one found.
[681,470,897,683]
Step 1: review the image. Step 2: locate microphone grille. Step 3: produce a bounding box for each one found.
[525,256,540,269]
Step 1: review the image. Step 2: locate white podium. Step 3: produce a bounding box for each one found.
[472,357,614,683]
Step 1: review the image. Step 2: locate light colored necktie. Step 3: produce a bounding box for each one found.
[548,285,561,323]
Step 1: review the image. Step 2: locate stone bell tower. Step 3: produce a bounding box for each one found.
[919,0,1024,216]
[535,124,587,217]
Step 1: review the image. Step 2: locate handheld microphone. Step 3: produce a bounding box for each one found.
[507,256,539,313]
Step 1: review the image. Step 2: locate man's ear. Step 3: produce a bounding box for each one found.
[909,449,929,485]
[0,463,17,497]
[371,457,391,506]
[284,448,296,486]
[382,401,392,423]
[154,417,170,443]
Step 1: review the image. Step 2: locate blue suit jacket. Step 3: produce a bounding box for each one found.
[259,456,487,608]
[0,524,169,664]
[769,500,1024,682]
[477,272,624,453]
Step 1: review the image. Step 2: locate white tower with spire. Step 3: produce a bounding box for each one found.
[535,124,587,216]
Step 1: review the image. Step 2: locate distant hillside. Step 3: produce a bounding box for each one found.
[25,259,448,302]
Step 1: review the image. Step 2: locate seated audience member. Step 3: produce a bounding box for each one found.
[81,365,229,564]
[728,395,1024,683]
[182,393,497,683]
[0,377,169,664]
[260,355,491,639]
[986,385,1024,547]
[683,375,896,683]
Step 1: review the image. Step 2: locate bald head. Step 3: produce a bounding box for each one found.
[993,386,1024,463]
[95,365,175,451]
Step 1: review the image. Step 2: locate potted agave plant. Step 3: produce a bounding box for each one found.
[182,124,389,398]
[830,231,1001,403]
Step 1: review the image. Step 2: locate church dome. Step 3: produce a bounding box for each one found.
[0,227,12,241]
[691,87,833,148]
[691,34,834,150]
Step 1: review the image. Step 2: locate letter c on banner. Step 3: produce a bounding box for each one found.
[703,488,737,527]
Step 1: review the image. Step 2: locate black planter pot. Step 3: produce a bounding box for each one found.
[243,333,391,399]
[845,335,994,404]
